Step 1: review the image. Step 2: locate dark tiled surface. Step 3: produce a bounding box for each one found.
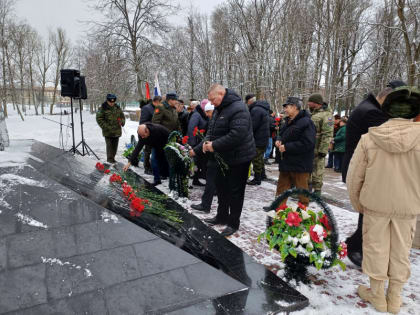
[0,140,308,314]
[0,142,247,314]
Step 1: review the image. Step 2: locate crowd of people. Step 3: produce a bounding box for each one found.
[96,81,420,314]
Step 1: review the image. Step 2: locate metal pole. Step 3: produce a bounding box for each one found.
[78,99,85,155]
[70,97,76,154]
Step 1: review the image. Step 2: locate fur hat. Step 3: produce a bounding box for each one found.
[245,94,256,103]
[283,96,303,109]
[166,92,178,101]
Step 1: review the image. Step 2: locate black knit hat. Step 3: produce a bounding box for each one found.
[308,93,323,104]
[382,86,420,119]
[245,94,256,103]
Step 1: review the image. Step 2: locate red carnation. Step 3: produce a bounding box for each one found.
[275,117,281,122]
[109,173,122,183]
[131,197,145,213]
[297,202,307,210]
[320,214,331,231]
[96,162,105,171]
[128,192,137,201]
[123,184,133,197]
[193,126,198,137]
[310,225,327,243]
[104,169,110,174]
[199,129,205,134]
[276,203,288,212]
[285,212,302,227]
[182,136,189,145]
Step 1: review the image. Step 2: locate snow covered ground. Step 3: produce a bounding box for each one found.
[3,106,420,314]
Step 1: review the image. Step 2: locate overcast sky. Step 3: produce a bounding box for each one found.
[14,0,226,43]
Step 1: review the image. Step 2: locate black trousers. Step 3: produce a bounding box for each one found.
[346,213,363,254]
[105,137,119,162]
[201,160,217,210]
[215,161,251,229]
[143,145,152,170]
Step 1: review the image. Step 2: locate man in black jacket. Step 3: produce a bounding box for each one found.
[275,97,316,205]
[123,123,169,186]
[140,96,161,175]
[341,80,405,267]
[192,84,256,237]
[246,94,270,186]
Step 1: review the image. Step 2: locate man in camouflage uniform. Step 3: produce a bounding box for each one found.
[307,93,333,196]
[96,93,126,163]
[152,92,181,132]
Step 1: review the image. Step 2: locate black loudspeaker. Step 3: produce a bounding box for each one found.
[60,69,81,98]
[79,76,88,100]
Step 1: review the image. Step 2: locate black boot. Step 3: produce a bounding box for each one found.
[247,173,261,185]
[192,178,205,186]
[261,168,267,181]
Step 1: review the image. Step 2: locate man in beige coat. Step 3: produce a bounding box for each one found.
[347,86,420,314]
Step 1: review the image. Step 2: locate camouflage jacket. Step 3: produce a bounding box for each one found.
[310,105,333,155]
[152,101,180,132]
[96,102,125,137]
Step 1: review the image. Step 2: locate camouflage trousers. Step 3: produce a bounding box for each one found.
[310,156,326,191]
[105,137,119,163]
[252,147,266,175]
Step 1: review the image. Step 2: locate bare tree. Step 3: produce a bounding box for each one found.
[49,27,70,115]
[36,36,53,115]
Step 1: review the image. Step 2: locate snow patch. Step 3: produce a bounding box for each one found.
[41,257,93,278]
[101,211,120,223]
[16,212,48,228]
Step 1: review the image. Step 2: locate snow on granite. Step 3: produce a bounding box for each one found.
[41,256,93,278]
[16,212,48,229]
[101,210,120,223]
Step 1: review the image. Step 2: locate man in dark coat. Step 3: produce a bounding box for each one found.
[140,96,161,175]
[187,100,209,186]
[275,96,316,205]
[123,123,170,186]
[177,99,189,136]
[341,80,405,267]
[96,93,126,163]
[191,84,256,237]
[246,94,270,185]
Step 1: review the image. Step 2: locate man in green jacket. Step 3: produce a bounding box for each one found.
[96,94,125,163]
[152,92,181,132]
[308,93,333,196]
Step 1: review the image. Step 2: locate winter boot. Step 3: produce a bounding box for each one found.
[386,281,404,314]
[247,173,261,185]
[358,278,387,313]
[261,168,267,181]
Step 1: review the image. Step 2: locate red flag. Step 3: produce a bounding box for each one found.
[145,82,151,99]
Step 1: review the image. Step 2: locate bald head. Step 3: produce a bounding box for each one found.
[138,124,150,138]
[207,84,226,107]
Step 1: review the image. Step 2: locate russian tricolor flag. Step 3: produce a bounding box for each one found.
[154,73,161,96]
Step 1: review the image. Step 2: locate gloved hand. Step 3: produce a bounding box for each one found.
[318,152,326,158]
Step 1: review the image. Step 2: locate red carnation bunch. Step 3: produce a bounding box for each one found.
[96,162,105,171]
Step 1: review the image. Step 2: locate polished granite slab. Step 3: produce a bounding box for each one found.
[0,140,309,314]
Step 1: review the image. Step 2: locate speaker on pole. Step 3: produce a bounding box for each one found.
[79,76,88,100]
[60,69,81,98]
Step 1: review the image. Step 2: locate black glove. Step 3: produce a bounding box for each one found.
[318,152,326,158]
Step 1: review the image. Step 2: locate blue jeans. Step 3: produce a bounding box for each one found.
[264,137,272,160]
[151,148,169,182]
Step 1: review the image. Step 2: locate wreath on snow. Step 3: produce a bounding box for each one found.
[164,131,193,198]
[259,188,347,284]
